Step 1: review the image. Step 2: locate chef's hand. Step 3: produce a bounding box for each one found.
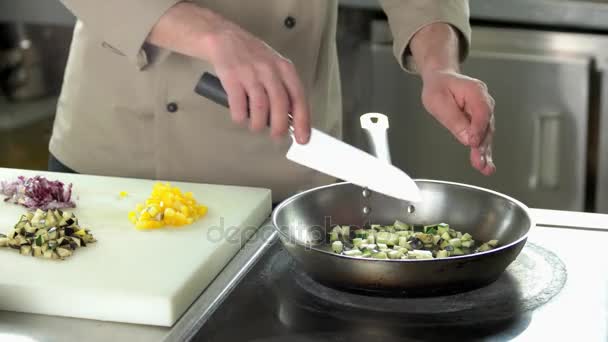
[146,2,311,144]
[421,70,496,176]
[409,22,496,175]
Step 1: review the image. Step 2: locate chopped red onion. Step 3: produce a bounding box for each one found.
[0,176,76,210]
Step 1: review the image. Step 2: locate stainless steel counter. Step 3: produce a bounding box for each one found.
[1,208,607,341]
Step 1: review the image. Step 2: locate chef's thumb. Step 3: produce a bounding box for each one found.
[434,99,472,147]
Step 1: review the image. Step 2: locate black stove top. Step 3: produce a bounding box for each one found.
[192,238,566,342]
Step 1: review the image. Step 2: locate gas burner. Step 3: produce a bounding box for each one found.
[264,242,567,325]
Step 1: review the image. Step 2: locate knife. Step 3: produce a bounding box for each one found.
[194,72,422,203]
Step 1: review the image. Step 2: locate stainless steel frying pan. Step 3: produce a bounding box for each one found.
[192,72,534,296]
[271,113,534,296]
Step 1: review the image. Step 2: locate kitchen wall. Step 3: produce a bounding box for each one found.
[1,0,608,213]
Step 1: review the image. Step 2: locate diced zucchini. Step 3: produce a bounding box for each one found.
[449,238,462,248]
[424,226,437,235]
[352,238,364,248]
[344,249,363,257]
[408,250,433,259]
[388,250,404,259]
[372,252,388,259]
[364,243,377,251]
[387,233,399,246]
[436,250,449,258]
[377,243,388,250]
[432,235,442,245]
[329,230,339,242]
[452,248,464,256]
[332,241,343,254]
[441,232,451,241]
[477,243,492,252]
[354,229,367,239]
[487,240,499,247]
[461,233,473,241]
[341,226,350,238]
[394,220,410,231]
[461,240,474,248]
[366,234,375,244]
[398,236,408,248]
[376,232,390,245]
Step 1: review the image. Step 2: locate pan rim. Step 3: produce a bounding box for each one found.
[271,179,535,263]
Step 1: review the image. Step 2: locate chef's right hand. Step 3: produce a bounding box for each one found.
[199,15,311,144]
[147,3,311,143]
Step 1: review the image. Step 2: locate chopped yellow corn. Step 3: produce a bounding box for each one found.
[119,191,128,198]
[128,182,208,230]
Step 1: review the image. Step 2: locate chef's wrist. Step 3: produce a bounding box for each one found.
[408,22,461,78]
[146,2,224,62]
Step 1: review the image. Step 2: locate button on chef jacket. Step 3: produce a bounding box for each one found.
[50,0,471,202]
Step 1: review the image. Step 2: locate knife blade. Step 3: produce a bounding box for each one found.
[194,72,422,203]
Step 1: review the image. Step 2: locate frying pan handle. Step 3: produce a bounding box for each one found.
[360,113,392,163]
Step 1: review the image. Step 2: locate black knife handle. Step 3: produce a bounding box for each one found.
[194,72,229,108]
[194,72,294,129]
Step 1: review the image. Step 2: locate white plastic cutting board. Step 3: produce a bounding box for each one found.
[0,168,272,327]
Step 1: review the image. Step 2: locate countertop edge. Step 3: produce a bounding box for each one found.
[162,219,278,342]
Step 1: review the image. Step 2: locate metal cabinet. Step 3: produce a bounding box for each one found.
[341,24,591,211]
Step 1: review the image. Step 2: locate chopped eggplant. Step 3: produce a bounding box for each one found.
[0,209,96,260]
[20,245,32,256]
[56,247,72,259]
[408,237,423,250]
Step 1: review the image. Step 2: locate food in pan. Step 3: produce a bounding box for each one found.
[0,209,96,260]
[329,221,498,259]
[129,182,208,230]
[0,175,76,210]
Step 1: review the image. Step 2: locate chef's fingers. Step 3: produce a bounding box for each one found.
[245,81,270,133]
[221,76,248,125]
[259,65,290,140]
[431,93,472,146]
[278,59,311,144]
[470,126,496,175]
[465,82,494,148]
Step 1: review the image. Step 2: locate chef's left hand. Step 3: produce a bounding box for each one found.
[420,69,496,176]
